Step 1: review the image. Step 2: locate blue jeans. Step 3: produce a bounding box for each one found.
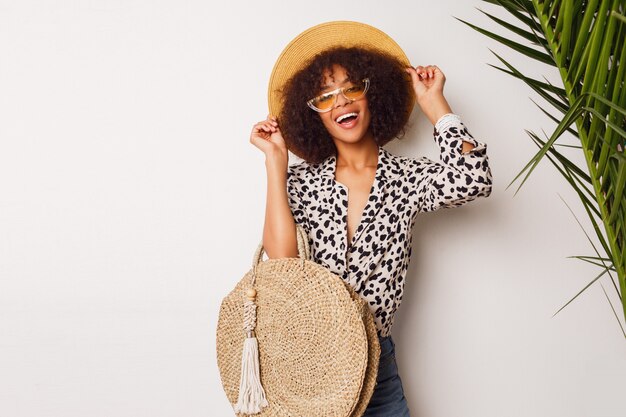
[362,335,410,417]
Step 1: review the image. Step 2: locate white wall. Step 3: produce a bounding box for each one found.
[1,1,624,416]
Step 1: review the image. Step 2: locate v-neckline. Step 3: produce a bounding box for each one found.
[331,146,382,251]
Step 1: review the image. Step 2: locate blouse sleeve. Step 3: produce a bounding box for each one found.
[418,113,493,213]
[286,164,311,234]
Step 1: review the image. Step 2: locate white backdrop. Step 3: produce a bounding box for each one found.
[1,1,625,416]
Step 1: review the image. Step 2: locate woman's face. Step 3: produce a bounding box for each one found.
[316,64,372,145]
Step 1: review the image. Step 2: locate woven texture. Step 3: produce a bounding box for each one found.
[344,280,381,417]
[267,20,415,118]
[216,226,380,417]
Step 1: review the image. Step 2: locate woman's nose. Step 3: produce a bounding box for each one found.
[334,92,350,108]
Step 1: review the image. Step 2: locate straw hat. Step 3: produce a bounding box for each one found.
[216,225,381,417]
[267,20,415,118]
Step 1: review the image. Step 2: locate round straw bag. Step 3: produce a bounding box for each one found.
[216,225,381,417]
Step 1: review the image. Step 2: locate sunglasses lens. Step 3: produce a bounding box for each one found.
[310,93,335,111]
[344,81,367,100]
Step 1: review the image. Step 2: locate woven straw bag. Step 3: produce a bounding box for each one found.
[216,225,381,417]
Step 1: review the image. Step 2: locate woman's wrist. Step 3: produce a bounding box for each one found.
[265,148,289,175]
[417,94,453,125]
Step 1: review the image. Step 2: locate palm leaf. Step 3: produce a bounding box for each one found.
[459,0,626,336]
[454,17,555,65]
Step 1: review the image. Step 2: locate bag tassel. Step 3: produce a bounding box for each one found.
[233,287,268,415]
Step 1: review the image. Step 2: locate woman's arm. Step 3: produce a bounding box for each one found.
[418,113,493,213]
[406,68,477,155]
[250,116,299,259]
[263,152,299,258]
[405,65,493,212]
[416,92,478,154]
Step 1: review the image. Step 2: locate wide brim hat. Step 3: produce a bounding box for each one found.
[267,20,416,118]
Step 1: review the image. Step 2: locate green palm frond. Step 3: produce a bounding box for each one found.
[458,0,626,337]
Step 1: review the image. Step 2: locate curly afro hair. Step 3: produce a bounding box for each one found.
[277,46,415,164]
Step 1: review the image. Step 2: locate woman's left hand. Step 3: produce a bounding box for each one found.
[405,64,452,125]
[405,65,445,99]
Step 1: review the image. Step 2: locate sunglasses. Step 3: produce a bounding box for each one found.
[306,78,370,113]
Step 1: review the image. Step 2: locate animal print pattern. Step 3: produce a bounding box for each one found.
[286,114,493,337]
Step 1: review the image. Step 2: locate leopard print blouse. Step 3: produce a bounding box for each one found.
[286,114,493,337]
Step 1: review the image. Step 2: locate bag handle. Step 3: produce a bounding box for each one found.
[237,224,310,408]
[251,225,310,281]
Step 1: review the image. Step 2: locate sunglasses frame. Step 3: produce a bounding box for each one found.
[306,78,370,113]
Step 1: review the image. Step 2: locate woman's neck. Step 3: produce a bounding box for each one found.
[334,133,379,170]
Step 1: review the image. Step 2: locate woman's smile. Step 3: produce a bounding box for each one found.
[334,111,360,129]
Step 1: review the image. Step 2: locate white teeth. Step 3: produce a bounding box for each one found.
[336,112,358,123]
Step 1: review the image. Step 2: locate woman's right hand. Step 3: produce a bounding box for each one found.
[250,115,288,162]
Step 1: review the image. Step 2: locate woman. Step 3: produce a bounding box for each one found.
[249,24,492,417]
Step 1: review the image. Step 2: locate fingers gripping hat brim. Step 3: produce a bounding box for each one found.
[267,20,415,118]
